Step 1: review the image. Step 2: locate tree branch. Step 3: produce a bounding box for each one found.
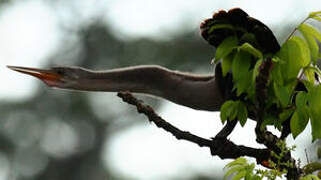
[254,58,301,179]
[254,57,279,149]
[215,119,237,139]
[117,91,270,161]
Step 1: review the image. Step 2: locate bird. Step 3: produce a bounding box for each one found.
[7,8,280,113]
[7,65,226,111]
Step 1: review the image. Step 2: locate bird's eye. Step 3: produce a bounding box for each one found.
[55,69,65,76]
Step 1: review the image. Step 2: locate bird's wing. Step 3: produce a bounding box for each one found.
[200,8,280,54]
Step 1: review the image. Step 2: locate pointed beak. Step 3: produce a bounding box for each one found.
[7,65,63,87]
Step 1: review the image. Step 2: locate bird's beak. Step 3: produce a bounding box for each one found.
[7,65,63,87]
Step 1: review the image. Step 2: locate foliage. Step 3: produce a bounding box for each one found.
[214,10,321,180]
[300,175,320,180]
[300,146,321,179]
[268,141,296,169]
[220,100,248,126]
[216,10,321,141]
[224,157,287,180]
[225,159,321,180]
[224,158,261,180]
[224,141,296,180]
[224,143,321,180]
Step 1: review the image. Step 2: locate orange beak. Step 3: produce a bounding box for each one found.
[7,65,63,87]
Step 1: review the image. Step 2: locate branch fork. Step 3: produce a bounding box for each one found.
[116,57,303,179]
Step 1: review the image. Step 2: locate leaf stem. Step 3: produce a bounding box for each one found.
[285,17,309,42]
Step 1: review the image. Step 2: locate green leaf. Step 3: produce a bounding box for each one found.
[294,91,310,137]
[252,59,263,84]
[271,62,284,86]
[225,157,247,168]
[277,36,310,80]
[220,101,232,123]
[291,36,311,67]
[296,91,308,110]
[215,36,238,63]
[309,11,321,17]
[279,108,295,123]
[220,100,237,123]
[309,65,321,77]
[279,86,291,107]
[274,82,294,108]
[209,24,235,33]
[299,24,321,42]
[303,162,321,174]
[232,51,251,80]
[245,80,256,101]
[300,174,321,180]
[224,166,244,179]
[232,171,246,180]
[272,56,282,63]
[244,163,256,180]
[237,102,248,126]
[240,33,258,46]
[232,51,252,95]
[290,111,308,139]
[262,114,278,128]
[303,79,315,92]
[239,42,263,59]
[230,106,238,121]
[222,53,234,76]
[299,24,319,64]
[312,15,321,22]
[305,67,316,84]
[236,71,252,96]
[308,85,321,141]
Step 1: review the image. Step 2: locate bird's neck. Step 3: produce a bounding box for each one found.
[70,65,224,111]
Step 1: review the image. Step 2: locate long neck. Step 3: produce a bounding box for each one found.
[73,65,225,111]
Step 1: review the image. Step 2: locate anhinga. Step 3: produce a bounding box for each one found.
[7,65,226,111]
[7,8,281,112]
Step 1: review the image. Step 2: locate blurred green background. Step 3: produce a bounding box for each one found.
[1,0,321,179]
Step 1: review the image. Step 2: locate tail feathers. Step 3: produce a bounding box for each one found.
[200,8,280,54]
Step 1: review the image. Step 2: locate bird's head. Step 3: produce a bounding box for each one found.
[7,65,89,89]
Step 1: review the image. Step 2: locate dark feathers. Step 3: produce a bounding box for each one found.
[200,8,280,54]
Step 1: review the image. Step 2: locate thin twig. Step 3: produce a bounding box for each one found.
[284,17,309,42]
[305,149,310,164]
